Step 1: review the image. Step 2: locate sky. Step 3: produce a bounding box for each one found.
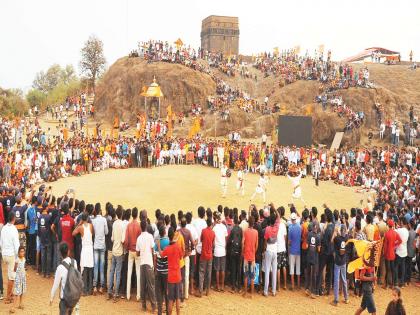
[1,0,419,91]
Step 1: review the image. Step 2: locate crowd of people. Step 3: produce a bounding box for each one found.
[45,92,95,130]
[0,110,418,315]
[0,181,418,314]
[137,41,380,129]
[0,39,418,315]
[137,40,268,117]
[0,110,419,202]
[253,50,371,130]
[378,107,418,147]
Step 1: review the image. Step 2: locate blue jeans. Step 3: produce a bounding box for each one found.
[41,242,52,276]
[108,255,123,296]
[94,248,106,287]
[264,250,277,295]
[395,255,406,286]
[333,264,348,302]
[51,240,59,272]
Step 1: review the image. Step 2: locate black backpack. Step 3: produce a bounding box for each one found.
[230,226,242,255]
[61,258,83,308]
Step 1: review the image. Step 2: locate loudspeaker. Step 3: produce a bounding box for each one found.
[278,115,312,146]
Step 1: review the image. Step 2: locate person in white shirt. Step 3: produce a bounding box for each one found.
[288,168,305,204]
[50,242,78,314]
[261,133,268,145]
[395,127,400,145]
[185,213,198,296]
[409,128,416,146]
[395,219,409,287]
[212,214,228,291]
[379,122,385,139]
[1,212,20,303]
[250,172,268,203]
[276,216,288,290]
[192,207,207,286]
[236,166,245,196]
[217,146,224,169]
[220,163,229,198]
[313,158,321,187]
[136,221,156,311]
[391,123,396,144]
[108,209,124,301]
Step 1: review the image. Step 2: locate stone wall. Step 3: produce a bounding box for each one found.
[201,15,239,55]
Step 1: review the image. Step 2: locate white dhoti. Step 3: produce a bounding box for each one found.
[250,185,266,203]
[288,172,304,203]
[256,186,264,194]
[236,179,244,195]
[292,186,302,199]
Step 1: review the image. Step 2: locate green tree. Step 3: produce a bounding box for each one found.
[0,87,29,116]
[80,35,106,90]
[32,70,49,93]
[26,89,47,108]
[45,64,62,90]
[32,64,77,92]
[45,79,81,105]
[61,64,76,85]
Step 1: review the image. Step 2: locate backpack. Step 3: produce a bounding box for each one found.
[230,226,242,255]
[62,258,83,308]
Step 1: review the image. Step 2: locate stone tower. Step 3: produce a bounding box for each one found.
[201,15,239,55]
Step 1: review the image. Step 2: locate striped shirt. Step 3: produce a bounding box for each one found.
[154,237,170,274]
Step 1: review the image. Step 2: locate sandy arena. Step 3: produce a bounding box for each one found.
[48,165,363,212]
[0,166,418,315]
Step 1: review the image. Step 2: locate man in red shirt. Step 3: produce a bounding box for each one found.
[196,218,215,297]
[242,215,258,298]
[160,227,183,315]
[382,219,402,289]
[56,203,75,257]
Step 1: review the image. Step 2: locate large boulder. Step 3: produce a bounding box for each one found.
[95,57,216,122]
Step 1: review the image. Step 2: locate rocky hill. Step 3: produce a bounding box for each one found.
[95,58,420,145]
[95,57,216,122]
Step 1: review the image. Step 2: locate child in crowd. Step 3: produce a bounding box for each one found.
[10,246,27,313]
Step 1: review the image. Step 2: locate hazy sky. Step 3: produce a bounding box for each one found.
[1,0,419,90]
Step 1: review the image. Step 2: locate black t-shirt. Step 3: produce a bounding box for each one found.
[4,195,16,217]
[321,223,334,255]
[49,207,60,241]
[38,213,52,245]
[307,231,320,265]
[105,216,113,251]
[12,204,27,228]
[333,235,348,266]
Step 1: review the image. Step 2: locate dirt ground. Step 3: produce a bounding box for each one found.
[1,165,419,314]
[1,261,420,315]
[46,165,364,212]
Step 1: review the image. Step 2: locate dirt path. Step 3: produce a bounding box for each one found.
[1,266,419,315]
